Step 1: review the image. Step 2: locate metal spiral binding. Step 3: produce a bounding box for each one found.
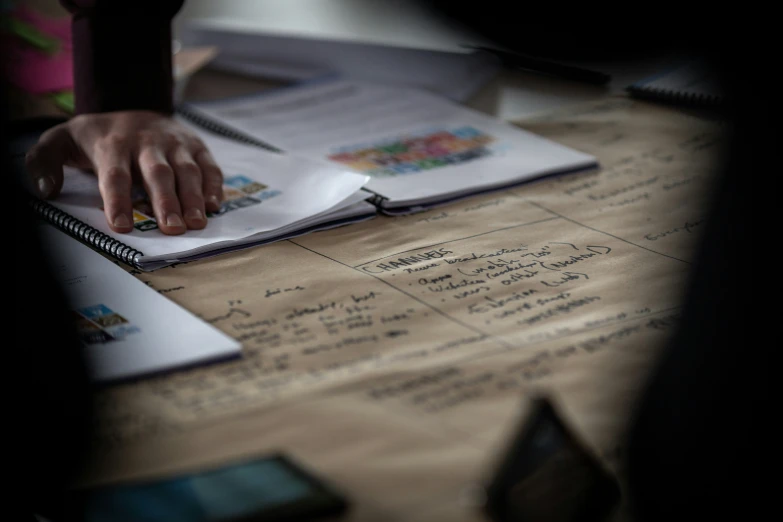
[627,85,722,107]
[367,193,387,207]
[30,198,144,268]
[175,105,283,153]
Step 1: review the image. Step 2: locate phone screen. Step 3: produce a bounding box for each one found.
[71,454,348,522]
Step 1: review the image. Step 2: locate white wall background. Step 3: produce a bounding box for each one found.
[174,0,488,52]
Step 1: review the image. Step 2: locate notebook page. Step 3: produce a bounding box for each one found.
[192,80,597,208]
[41,225,241,381]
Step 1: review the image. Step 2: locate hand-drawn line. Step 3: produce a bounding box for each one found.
[290,240,514,350]
[522,200,691,264]
[352,216,560,268]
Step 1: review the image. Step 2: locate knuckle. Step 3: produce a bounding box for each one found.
[204,166,224,183]
[146,163,174,183]
[179,186,204,202]
[188,138,208,154]
[164,133,186,150]
[173,160,200,178]
[103,166,130,183]
[155,195,181,212]
[101,134,130,151]
[39,125,63,143]
[138,130,161,148]
[205,179,224,193]
[68,114,90,129]
[25,148,41,167]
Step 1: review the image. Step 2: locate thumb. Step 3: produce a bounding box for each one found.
[25,125,80,200]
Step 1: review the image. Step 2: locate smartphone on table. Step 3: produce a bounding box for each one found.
[67,453,349,522]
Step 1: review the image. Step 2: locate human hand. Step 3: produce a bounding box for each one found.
[25,111,224,235]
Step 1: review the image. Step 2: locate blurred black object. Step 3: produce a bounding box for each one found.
[464,45,612,85]
[484,397,620,522]
[417,2,763,521]
[5,106,93,519]
[416,1,707,62]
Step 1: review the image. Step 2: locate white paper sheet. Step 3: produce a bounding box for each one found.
[41,226,241,382]
[182,16,501,102]
[192,80,597,211]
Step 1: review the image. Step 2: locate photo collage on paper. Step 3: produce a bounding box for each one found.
[128,176,282,232]
[72,304,140,345]
[327,127,497,178]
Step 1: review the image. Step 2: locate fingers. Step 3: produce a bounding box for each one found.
[170,147,207,230]
[27,113,222,237]
[137,145,186,235]
[25,125,76,199]
[93,136,134,233]
[194,147,224,213]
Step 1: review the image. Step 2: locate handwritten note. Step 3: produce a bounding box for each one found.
[79,98,720,521]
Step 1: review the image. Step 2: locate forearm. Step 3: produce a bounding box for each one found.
[61,1,185,115]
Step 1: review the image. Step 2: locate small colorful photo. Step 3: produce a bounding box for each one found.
[104,324,142,339]
[327,126,496,177]
[134,219,159,232]
[92,313,129,328]
[78,304,114,319]
[223,187,246,201]
[72,311,100,332]
[240,181,268,194]
[224,175,255,188]
[132,210,151,224]
[222,196,262,213]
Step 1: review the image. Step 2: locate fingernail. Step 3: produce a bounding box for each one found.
[185,208,204,222]
[166,214,185,228]
[37,177,54,198]
[207,195,220,208]
[113,214,131,230]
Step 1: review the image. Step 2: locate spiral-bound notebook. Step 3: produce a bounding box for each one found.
[28,121,373,271]
[626,63,723,106]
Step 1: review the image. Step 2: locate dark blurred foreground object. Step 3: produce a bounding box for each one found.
[417,1,762,521]
[624,66,761,521]
[483,397,620,522]
[65,453,349,522]
[5,105,93,518]
[463,45,612,85]
[416,1,705,61]
[61,0,184,114]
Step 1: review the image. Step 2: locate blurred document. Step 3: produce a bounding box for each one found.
[182,15,500,102]
[42,226,241,381]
